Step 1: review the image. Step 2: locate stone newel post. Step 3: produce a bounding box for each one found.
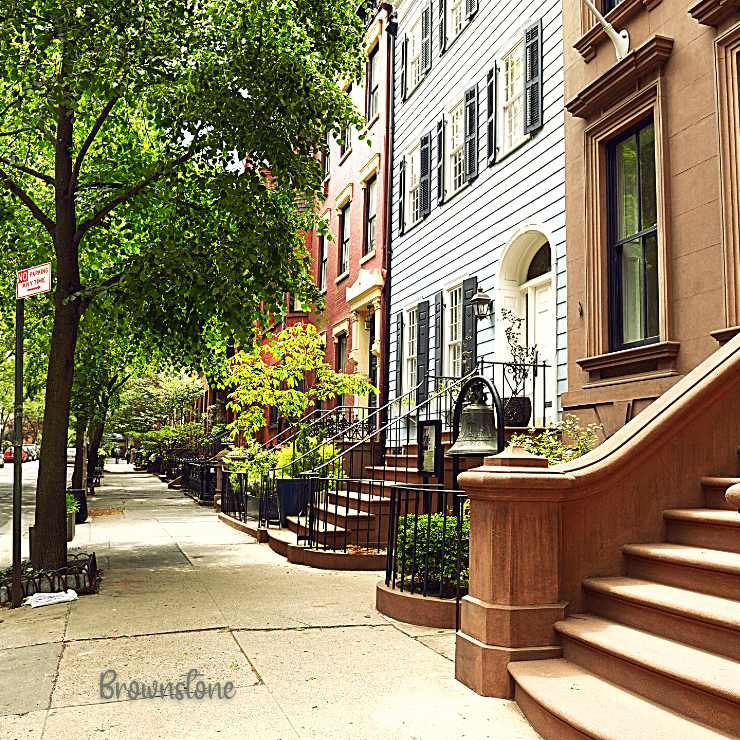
[455,447,567,698]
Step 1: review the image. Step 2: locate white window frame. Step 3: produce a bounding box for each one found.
[446,284,463,378]
[408,16,423,93]
[447,98,466,197]
[449,0,465,44]
[498,34,529,157]
[406,144,421,227]
[407,306,418,392]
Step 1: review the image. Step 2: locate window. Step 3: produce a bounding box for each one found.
[339,203,350,275]
[502,40,525,153]
[336,334,347,408]
[407,307,418,390]
[407,147,421,225]
[447,286,463,377]
[409,17,423,91]
[367,47,379,120]
[341,86,352,155]
[365,176,377,255]
[450,0,464,40]
[322,130,331,179]
[449,100,465,194]
[607,117,658,350]
[601,0,621,13]
[288,294,306,313]
[319,235,327,291]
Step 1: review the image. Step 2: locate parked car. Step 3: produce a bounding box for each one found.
[66,447,76,465]
[23,445,36,461]
[4,447,29,463]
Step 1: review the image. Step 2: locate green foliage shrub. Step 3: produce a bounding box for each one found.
[66,492,80,514]
[509,414,602,465]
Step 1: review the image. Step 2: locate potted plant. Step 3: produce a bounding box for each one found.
[501,308,538,426]
[66,492,80,541]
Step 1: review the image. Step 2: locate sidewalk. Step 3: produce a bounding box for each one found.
[0,464,541,740]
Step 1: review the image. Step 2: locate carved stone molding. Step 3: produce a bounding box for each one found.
[577,341,680,386]
[689,0,740,25]
[716,25,740,326]
[575,0,662,63]
[566,36,673,119]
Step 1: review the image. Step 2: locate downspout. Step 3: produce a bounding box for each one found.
[382,7,398,418]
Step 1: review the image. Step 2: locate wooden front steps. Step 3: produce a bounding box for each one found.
[509,475,740,739]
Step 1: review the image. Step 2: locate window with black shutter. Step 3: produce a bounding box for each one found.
[434,291,444,377]
[419,132,431,217]
[524,20,543,135]
[464,85,478,182]
[421,2,432,74]
[487,64,498,166]
[461,276,478,374]
[416,301,430,403]
[464,0,477,21]
[436,115,445,205]
[439,0,446,54]
[398,158,406,235]
[395,312,404,397]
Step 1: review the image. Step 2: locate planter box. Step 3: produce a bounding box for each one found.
[67,512,75,542]
[244,493,280,521]
[68,488,88,524]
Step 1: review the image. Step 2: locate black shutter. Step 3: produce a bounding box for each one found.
[436,115,445,205]
[400,35,408,101]
[419,132,431,217]
[398,157,406,235]
[439,0,446,54]
[524,20,543,135]
[487,64,498,166]
[462,276,478,374]
[464,85,478,182]
[434,291,444,378]
[421,2,432,74]
[464,0,478,21]
[395,311,404,398]
[416,300,430,404]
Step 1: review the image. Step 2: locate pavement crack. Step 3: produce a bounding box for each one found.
[229,631,265,685]
[47,641,66,711]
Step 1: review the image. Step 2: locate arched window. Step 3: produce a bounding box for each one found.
[526,242,551,283]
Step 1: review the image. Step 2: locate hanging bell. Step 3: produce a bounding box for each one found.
[446,399,499,457]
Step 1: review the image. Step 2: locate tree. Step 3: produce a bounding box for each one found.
[223,323,376,441]
[0,0,366,568]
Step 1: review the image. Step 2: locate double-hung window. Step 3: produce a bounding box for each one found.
[502,41,525,153]
[322,130,331,179]
[447,286,463,377]
[607,116,659,351]
[449,100,465,195]
[341,86,353,155]
[365,176,377,255]
[318,235,327,291]
[339,203,350,275]
[407,307,418,391]
[336,334,347,408]
[410,17,423,91]
[367,47,379,120]
[450,0,464,40]
[407,147,421,226]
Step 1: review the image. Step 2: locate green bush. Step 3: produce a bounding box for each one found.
[226,442,279,496]
[509,414,602,465]
[66,492,80,514]
[274,436,345,480]
[395,513,469,589]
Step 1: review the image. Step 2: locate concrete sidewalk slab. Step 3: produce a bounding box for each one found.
[0,643,62,715]
[0,710,46,739]
[0,602,69,650]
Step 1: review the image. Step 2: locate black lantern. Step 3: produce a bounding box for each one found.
[471,289,493,321]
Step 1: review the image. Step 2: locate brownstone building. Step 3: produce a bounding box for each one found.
[560,0,740,437]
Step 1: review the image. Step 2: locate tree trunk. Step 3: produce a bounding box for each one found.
[88,419,106,479]
[71,416,86,489]
[32,95,81,571]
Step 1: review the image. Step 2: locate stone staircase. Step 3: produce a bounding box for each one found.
[509,474,740,739]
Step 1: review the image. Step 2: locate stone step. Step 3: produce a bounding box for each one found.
[509,658,735,740]
[327,489,392,514]
[664,509,740,553]
[701,477,739,510]
[623,543,740,600]
[582,576,740,660]
[286,515,350,549]
[555,614,740,736]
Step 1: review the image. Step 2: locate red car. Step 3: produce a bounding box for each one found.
[3,447,29,463]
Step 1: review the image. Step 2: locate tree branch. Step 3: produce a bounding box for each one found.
[0,128,32,138]
[0,155,54,185]
[71,97,119,191]
[72,146,197,247]
[0,165,55,236]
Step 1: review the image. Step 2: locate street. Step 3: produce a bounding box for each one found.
[0,464,541,740]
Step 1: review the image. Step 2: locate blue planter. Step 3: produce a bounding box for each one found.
[275,479,305,528]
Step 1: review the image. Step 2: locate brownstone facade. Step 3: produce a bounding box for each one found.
[561,0,740,436]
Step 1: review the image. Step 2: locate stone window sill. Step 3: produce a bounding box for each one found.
[360,250,376,265]
[335,271,350,285]
[362,113,380,134]
[339,147,353,166]
[711,326,740,346]
[577,341,680,387]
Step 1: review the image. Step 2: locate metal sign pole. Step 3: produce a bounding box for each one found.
[12,296,24,608]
